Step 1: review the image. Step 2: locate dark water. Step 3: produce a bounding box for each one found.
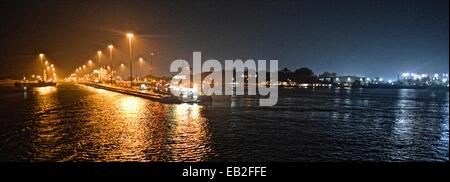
[0,83,448,161]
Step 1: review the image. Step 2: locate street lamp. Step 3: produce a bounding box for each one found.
[150,52,154,76]
[98,51,102,82]
[108,44,114,84]
[38,53,46,82]
[120,63,125,78]
[127,33,134,88]
[139,57,144,82]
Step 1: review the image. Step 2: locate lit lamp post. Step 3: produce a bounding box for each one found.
[87,60,93,82]
[120,63,125,73]
[45,61,49,81]
[119,63,125,82]
[39,53,45,82]
[75,68,79,82]
[45,60,49,81]
[139,57,144,82]
[127,33,134,88]
[150,52,154,77]
[108,45,114,84]
[97,51,102,83]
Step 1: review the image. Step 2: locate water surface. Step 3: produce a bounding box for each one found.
[0,84,448,161]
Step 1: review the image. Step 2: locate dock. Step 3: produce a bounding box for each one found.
[80,82,211,104]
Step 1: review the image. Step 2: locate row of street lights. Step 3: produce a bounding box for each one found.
[36,53,57,82]
[69,32,155,88]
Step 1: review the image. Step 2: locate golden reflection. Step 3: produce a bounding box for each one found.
[168,103,213,162]
[29,84,213,161]
[107,96,148,161]
[35,86,57,95]
[119,96,143,113]
[80,84,108,94]
[29,86,63,161]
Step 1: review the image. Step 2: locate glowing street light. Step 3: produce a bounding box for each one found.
[150,52,154,76]
[108,44,114,84]
[127,33,134,88]
[38,53,46,82]
[98,51,102,82]
[138,58,144,82]
[120,63,125,72]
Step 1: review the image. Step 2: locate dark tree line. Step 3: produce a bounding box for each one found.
[278,67,318,83]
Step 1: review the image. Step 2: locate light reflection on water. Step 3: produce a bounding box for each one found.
[0,84,447,161]
[167,103,212,161]
[12,84,213,161]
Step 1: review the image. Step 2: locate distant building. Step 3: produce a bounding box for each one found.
[396,72,449,87]
[318,72,336,83]
[334,76,367,87]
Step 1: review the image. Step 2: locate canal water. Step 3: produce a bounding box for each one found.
[0,83,448,161]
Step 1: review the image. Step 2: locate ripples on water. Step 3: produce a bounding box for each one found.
[0,84,448,161]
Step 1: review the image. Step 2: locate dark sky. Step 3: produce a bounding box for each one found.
[0,0,448,80]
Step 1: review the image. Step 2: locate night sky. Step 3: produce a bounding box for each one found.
[0,0,448,80]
